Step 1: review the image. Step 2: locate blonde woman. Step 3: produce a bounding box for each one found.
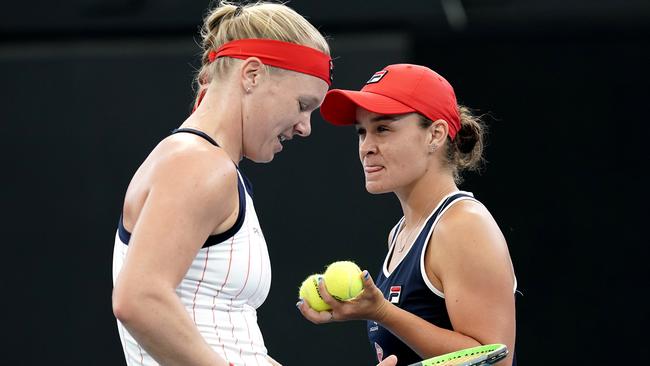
[298,64,517,366]
[109,2,379,366]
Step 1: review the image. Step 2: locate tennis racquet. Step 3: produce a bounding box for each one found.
[406,344,508,366]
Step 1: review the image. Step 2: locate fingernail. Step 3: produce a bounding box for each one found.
[364,271,370,279]
[296,300,303,308]
[318,276,323,284]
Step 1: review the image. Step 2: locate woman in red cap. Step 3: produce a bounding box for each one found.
[110,2,397,366]
[298,64,517,366]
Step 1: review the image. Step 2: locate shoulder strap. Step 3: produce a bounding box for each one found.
[171,127,220,147]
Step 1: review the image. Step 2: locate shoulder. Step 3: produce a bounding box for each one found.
[430,198,507,261]
[153,135,237,187]
[426,197,515,294]
[147,136,239,214]
[437,198,500,237]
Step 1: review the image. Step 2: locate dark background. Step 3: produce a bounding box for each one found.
[2,0,649,365]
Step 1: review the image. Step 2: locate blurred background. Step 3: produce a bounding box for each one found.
[2,0,649,365]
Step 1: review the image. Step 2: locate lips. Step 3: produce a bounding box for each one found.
[364,165,383,173]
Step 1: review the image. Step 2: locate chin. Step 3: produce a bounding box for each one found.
[365,182,391,194]
[246,146,275,163]
[250,155,274,163]
[246,150,275,163]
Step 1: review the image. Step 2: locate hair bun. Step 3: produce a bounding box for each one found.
[455,124,478,154]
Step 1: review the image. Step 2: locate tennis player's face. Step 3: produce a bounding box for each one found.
[244,70,328,162]
[355,109,431,194]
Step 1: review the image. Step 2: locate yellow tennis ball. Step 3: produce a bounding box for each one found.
[299,274,331,311]
[323,261,363,301]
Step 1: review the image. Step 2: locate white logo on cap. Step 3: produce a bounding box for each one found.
[366,70,388,84]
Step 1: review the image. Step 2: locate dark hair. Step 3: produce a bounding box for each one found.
[419,105,486,184]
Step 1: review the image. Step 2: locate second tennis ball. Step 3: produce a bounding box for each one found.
[299,274,331,311]
[323,261,364,301]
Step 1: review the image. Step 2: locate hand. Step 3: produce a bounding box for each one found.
[376,355,397,366]
[296,270,390,324]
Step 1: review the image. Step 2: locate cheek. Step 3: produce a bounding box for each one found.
[387,147,427,179]
[251,108,282,140]
[266,98,295,126]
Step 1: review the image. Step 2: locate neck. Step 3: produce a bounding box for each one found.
[180,81,244,165]
[395,168,458,229]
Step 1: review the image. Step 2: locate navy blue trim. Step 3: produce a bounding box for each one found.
[238,170,254,198]
[117,175,248,248]
[118,214,131,244]
[171,128,220,146]
[419,192,473,236]
[202,175,247,247]
[386,193,473,265]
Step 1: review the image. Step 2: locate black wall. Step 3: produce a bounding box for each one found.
[3,1,648,365]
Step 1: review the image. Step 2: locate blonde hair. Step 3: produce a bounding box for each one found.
[194,1,330,108]
[420,105,486,184]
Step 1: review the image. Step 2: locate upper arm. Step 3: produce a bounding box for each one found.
[115,151,238,292]
[427,201,516,347]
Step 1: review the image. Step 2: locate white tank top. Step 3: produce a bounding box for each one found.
[112,170,272,366]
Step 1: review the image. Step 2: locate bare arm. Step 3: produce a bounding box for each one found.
[112,150,238,366]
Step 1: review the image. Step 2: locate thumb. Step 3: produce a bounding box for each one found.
[361,270,376,289]
[377,355,397,366]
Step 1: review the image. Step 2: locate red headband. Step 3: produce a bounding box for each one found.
[208,39,332,86]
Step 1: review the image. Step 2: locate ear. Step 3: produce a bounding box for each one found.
[428,119,450,147]
[240,57,265,92]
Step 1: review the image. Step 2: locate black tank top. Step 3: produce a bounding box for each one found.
[367,192,517,366]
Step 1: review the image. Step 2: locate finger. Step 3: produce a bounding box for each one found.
[296,298,308,313]
[377,355,397,366]
[296,298,334,324]
[317,275,338,306]
[296,299,316,320]
[296,298,317,320]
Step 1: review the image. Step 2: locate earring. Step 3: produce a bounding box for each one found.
[429,143,437,153]
[246,88,251,93]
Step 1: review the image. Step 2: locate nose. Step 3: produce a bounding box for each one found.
[294,114,312,137]
[359,133,377,157]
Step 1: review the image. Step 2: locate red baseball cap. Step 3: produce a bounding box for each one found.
[320,64,461,139]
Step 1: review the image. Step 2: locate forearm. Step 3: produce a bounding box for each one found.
[116,289,229,366]
[376,303,481,359]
